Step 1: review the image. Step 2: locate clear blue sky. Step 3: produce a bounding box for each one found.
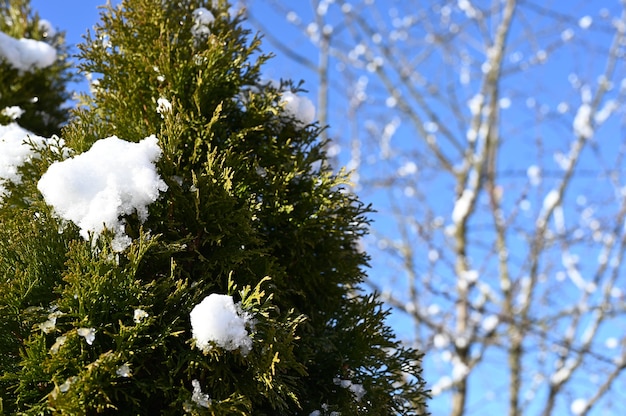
[31,0,107,49]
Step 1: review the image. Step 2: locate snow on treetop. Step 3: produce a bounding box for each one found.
[0,31,56,71]
[190,293,253,355]
[0,122,49,198]
[37,135,168,251]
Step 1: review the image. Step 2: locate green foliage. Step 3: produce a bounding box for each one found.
[0,0,74,136]
[0,0,429,414]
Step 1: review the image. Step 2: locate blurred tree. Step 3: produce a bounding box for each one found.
[0,0,73,136]
[248,0,626,415]
[0,0,429,414]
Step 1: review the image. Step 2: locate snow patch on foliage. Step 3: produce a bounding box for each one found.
[192,7,215,43]
[0,122,50,199]
[133,308,149,323]
[0,30,56,71]
[334,377,366,401]
[77,327,96,345]
[281,91,316,126]
[116,363,132,378]
[1,105,25,120]
[190,293,253,355]
[50,335,67,354]
[38,19,57,39]
[156,97,172,118]
[38,309,64,333]
[191,379,211,408]
[37,135,167,251]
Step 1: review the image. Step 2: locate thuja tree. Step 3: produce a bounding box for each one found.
[0,0,429,414]
[0,0,73,136]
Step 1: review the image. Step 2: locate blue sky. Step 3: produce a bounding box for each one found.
[31,1,106,49]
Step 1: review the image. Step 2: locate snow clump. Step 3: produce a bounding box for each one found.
[116,363,132,378]
[191,7,215,42]
[133,308,149,323]
[37,135,168,251]
[0,122,50,199]
[280,91,316,126]
[0,30,57,71]
[1,105,25,120]
[38,19,57,38]
[190,293,253,355]
[156,97,172,118]
[77,327,96,345]
[191,379,211,408]
[333,377,366,401]
[571,398,587,415]
[452,189,474,224]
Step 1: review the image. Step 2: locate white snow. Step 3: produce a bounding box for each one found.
[133,308,149,323]
[431,375,452,396]
[594,99,617,124]
[37,135,168,251]
[467,93,484,116]
[452,359,470,380]
[433,333,449,349]
[59,376,77,393]
[571,398,587,415]
[452,189,474,224]
[280,91,316,126]
[0,122,50,199]
[349,382,366,401]
[193,7,215,26]
[541,189,560,214]
[156,97,172,118]
[579,16,593,29]
[77,327,96,345]
[482,315,499,333]
[191,7,215,42]
[191,379,211,408]
[562,251,586,290]
[605,337,619,349]
[550,359,575,385]
[554,152,572,170]
[397,161,417,177]
[38,19,57,39]
[38,310,64,334]
[1,106,25,120]
[458,269,478,290]
[526,165,541,186]
[557,102,569,113]
[334,378,366,401]
[190,293,253,355]
[0,31,57,71]
[50,335,67,354]
[427,303,440,315]
[458,0,477,19]
[561,29,574,42]
[573,103,593,139]
[116,363,132,377]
